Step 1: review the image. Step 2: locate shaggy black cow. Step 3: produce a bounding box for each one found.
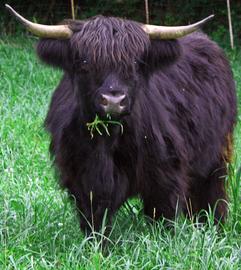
[7,5,237,233]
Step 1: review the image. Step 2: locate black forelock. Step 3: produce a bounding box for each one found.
[69,16,150,73]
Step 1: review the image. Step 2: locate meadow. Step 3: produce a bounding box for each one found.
[0,36,240,269]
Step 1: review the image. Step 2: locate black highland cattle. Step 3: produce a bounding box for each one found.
[6,5,237,233]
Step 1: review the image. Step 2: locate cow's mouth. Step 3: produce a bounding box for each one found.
[86,114,124,139]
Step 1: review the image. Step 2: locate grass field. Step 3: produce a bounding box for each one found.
[0,36,240,269]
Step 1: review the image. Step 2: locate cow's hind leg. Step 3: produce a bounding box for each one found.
[143,185,185,224]
[190,160,228,223]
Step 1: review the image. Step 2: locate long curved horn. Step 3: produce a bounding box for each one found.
[5,4,73,39]
[142,15,214,39]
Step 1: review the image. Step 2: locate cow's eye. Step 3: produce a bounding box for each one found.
[134,59,143,67]
[78,59,90,74]
[134,59,141,71]
[135,58,147,70]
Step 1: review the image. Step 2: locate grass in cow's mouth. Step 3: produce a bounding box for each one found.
[86,114,124,139]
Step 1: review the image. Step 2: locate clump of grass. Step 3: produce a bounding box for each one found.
[86,114,123,139]
[228,163,241,227]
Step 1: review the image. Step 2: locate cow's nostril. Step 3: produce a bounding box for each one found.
[100,95,108,106]
[120,96,126,107]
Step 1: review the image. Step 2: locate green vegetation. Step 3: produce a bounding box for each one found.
[86,114,124,139]
[0,36,240,269]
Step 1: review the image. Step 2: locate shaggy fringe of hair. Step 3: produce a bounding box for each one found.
[70,16,150,73]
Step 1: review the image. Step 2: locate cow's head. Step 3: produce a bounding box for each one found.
[6,4,213,119]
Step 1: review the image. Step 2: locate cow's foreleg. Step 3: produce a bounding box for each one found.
[74,145,129,234]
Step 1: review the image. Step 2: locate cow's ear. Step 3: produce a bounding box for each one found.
[145,39,182,71]
[36,39,72,70]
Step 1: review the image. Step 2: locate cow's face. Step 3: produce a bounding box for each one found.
[74,68,136,119]
[37,16,181,119]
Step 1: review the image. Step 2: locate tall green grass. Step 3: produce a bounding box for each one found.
[0,36,240,269]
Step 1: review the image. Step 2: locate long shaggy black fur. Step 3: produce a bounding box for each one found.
[36,16,237,233]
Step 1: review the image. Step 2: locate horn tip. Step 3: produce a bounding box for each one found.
[198,14,215,27]
[5,4,12,10]
[208,14,215,19]
[5,4,16,16]
[205,14,215,22]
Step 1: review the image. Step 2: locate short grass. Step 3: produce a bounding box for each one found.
[0,36,240,270]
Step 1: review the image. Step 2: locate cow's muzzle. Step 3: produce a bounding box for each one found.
[99,93,128,116]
